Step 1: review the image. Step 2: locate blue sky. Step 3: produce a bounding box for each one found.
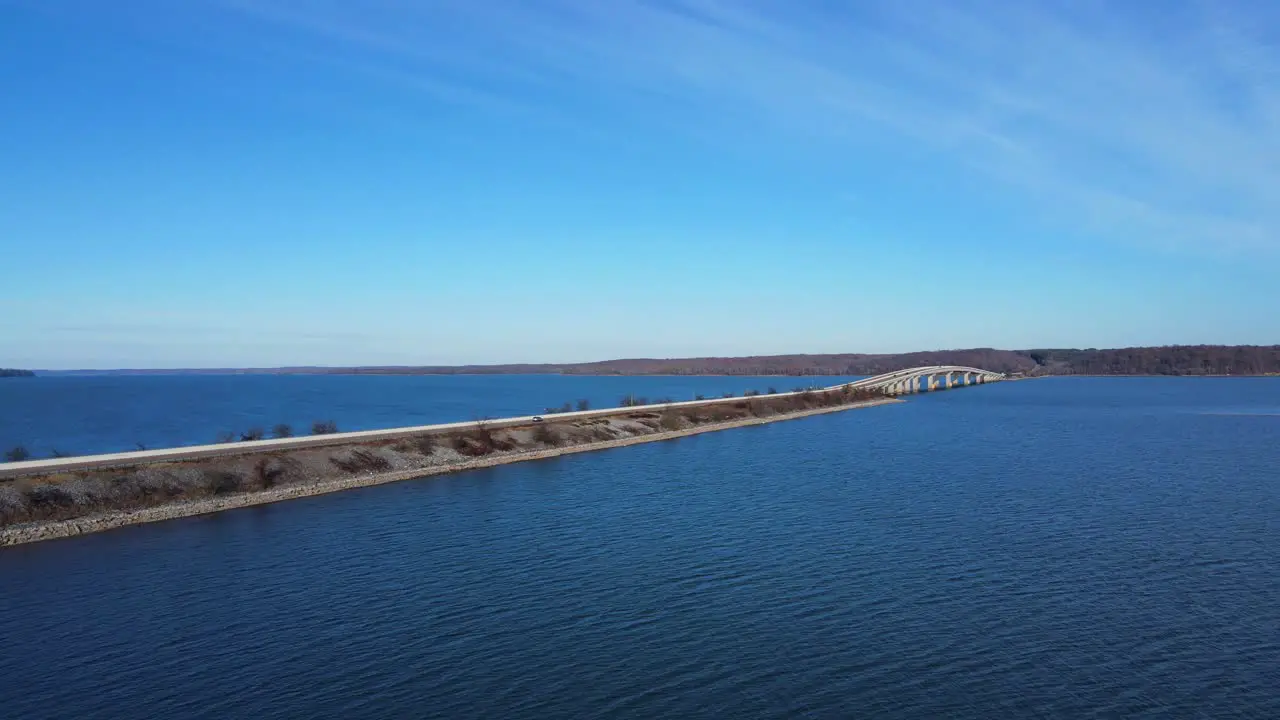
[2,0,1277,369]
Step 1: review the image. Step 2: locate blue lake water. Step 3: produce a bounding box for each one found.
[0,374,862,457]
[1,377,1278,718]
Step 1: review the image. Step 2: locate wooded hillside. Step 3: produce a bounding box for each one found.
[310,346,1280,377]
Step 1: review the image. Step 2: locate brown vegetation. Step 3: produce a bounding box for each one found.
[329,449,393,474]
[311,420,339,435]
[532,422,563,446]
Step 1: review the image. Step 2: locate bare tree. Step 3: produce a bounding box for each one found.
[311,420,339,435]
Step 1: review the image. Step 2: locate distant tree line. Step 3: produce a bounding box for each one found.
[31,347,1279,380]
[1019,346,1280,376]
[0,369,35,378]
[292,346,1280,377]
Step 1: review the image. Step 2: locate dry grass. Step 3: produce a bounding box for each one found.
[329,450,393,474]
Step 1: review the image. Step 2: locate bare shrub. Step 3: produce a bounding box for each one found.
[0,484,29,524]
[67,476,112,504]
[468,422,495,451]
[255,456,304,489]
[774,395,801,412]
[272,424,294,439]
[240,427,265,442]
[25,483,76,512]
[204,470,245,495]
[461,421,512,452]
[329,450,392,474]
[371,447,412,471]
[694,394,705,401]
[311,420,339,435]
[708,406,735,422]
[215,431,236,444]
[576,399,590,411]
[767,387,778,394]
[744,389,761,397]
[407,435,436,456]
[532,423,562,446]
[452,434,494,457]
[4,446,30,462]
[127,468,190,500]
[103,474,145,506]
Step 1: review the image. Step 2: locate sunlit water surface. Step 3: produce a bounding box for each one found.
[1,377,1277,718]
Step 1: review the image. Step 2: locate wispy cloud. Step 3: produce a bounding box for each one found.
[200,0,1280,254]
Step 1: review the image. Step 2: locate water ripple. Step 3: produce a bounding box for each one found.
[2,378,1279,718]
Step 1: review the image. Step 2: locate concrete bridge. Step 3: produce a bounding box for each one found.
[0,366,1004,479]
[829,365,1005,396]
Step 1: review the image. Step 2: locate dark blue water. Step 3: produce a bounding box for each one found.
[0,374,861,457]
[1,378,1278,719]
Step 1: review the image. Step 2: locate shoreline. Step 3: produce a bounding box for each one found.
[1,398,901,547]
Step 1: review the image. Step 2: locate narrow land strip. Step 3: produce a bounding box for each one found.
[0,397,900,546]
[0,380,869,479]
